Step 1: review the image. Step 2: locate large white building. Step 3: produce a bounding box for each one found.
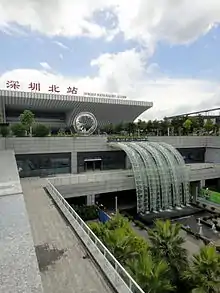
[0,89,153,129]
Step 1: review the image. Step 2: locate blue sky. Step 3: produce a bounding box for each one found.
[151,26,220,80]
[0,0,220,119]
[1,27,219,79]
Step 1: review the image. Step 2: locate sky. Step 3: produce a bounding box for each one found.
[0,0,220,120]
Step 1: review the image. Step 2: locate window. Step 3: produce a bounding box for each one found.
[16,153,71,178]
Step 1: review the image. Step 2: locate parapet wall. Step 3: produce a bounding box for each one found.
[0,136,219,154]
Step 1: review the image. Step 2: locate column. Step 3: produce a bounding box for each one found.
[87,194,95,206]
[200,179,206,189]
[71,152,77,174]
[191,181,201,203]
[125,155,132,169]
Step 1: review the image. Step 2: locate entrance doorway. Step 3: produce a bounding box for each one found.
[84,158,103,172]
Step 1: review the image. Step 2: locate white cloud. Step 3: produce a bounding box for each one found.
[0,0,220,48]
[59,53,64,60]
[40,62,51,71]
[1,50,219,120]
[53,41,69,50]
[0,0,110,38]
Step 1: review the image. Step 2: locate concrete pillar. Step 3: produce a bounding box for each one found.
[200,179,206,188]
[87,194,95,206]
[125,155,132,169]
[190,181,200,203]
[71,152,77,174]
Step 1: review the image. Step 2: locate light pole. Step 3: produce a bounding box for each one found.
[115,196,118,214]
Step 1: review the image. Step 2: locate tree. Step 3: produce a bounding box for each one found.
[184,246,220,293]
[90,213,148,264]
[213,123,219,136]
[204,119,214,133]
[148,220,188,286]
[11,123,26,137]
[105,213,132,232]
[113,122,124,134]
[152,120,160,136]
[197,115,204,129]
[103,228,145,265]
[146,120,153,134]
[161,118,171,136]
[0,125,9,137]
[127,122,136,135]
[191,116,203,133]
[20,110,35,136]
[137,119,147,136]
[183,118,192,135]
[127,252,175,293]
[101,123,114,134]
[33,124,49,137]
[171,117,185,136]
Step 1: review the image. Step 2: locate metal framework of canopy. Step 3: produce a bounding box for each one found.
[110,141,190,214]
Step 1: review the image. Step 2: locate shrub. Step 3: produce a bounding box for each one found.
[0,125,9,137]
[33,124,50,137]
[127,215,133,221]
[11,123,26,137]
[72,205,98,221]
[133,220,145,229]
[138,222,146,230]
[133,220,140,226]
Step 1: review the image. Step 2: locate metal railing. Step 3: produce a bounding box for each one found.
[46,180,145,293]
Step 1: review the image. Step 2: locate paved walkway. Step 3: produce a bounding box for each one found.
[21,179,112,293]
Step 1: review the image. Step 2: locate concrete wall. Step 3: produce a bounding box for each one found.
[148,136,208,148]
[52,170,134,197]
[1,136,220,173]
[0,138,5,150]
[2,136,111,174]
[1,136,220,154]
[189,164,220,181]
[51,164,220,198]
[205,148,220,163]
[0,149,43,293]
[3,136,110,154]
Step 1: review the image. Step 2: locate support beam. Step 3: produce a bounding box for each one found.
[87,194,95,206]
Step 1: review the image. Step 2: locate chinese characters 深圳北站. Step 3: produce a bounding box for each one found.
[5,81,78,95]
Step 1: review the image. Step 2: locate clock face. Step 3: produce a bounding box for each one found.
[73,112,97,135]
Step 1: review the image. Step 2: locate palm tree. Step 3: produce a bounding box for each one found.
[103,227,148,265]
[184,245,220,293]
[148,220,188,286]
[127,252,175,293]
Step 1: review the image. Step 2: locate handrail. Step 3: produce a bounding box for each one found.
[46,180,145,293]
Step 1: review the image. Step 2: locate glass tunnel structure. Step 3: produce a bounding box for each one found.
[110,141,190,214]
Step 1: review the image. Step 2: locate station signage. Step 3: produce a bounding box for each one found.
[2,80,127,99]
